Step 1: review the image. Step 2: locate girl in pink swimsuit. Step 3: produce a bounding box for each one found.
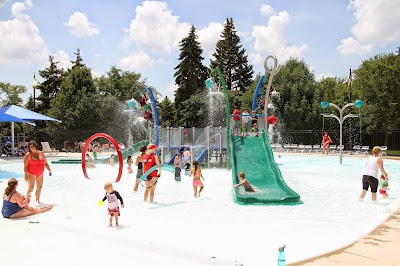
[189,161,205,198]
[23,141,52,203]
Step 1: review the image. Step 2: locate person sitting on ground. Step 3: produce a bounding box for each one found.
[108,154,115,166]
[2,178,52,219]
[233,172,256,192]
[86,153,95,168]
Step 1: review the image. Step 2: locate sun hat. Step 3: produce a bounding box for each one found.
[147,144,158,150]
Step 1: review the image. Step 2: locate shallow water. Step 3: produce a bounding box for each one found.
[0,154,399,265]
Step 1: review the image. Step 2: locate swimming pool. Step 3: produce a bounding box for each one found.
[0,154,399,265]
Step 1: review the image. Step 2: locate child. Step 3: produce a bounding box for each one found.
[174,152,182,182]
[183,148,191,175]
[250,123,259,137]
[233,172,256,192]
[100,182,124,226]
[127,155,133,174]
[86,153,95,168]
[379,175,389,198]
[232,106,241,135]
[108,154,115,166]
[189,161,205,198]
[240,121,248,138]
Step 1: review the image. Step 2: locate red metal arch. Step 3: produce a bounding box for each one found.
[81,133,123,182]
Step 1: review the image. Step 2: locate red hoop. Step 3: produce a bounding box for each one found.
[81,133,123,182]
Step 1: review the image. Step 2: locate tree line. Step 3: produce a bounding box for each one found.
[0,17,399,149]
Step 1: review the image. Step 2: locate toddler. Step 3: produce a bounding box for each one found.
[127,155,133,174]
[100,182,124,226]
[379,175,389,198]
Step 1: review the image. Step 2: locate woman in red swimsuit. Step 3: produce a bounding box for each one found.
[322,132,332,155]
[23,141,52,203]
[142,143,161,203]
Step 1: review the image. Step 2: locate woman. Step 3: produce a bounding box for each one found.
[134,146,147,192]
[359,146,388,201]
[142,143,161,203]
[322,132,332,155]
[23,140,52,204]
[2,178,52,218]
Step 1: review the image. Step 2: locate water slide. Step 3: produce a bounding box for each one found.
[230,130,301,205]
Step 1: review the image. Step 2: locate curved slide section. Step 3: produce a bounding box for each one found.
[230,130,301,205]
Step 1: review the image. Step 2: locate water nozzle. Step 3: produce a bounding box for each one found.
[279,245,286,251]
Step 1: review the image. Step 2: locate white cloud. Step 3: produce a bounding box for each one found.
[338,0,400,56]
[52,50,73,71]
[121,1,191,55]
[64,11,100,39]
[197,22,223,53]
[337,37,372,56]
[0,1,48,64]
[118,51,154,71]
[260,4,275,16]
[315,73,334,81]
[251,10,307,62]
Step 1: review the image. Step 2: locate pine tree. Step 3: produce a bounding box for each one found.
[37,56,65,113]
[173,25,208,125]
[210,18,254,92]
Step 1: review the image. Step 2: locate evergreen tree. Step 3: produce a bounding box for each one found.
[71,48,84,68]
[46,51,100,145]
[36,56,65,113]
[210,18,254,92]
[158,96,175,127]
[95,66,146,101]
[173,25,208,125]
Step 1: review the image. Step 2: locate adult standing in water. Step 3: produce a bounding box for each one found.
[142,143,161,203]
[23,140,52,204]
[359,146,388,201]
[321,132,332,155]
[134,146,146,192]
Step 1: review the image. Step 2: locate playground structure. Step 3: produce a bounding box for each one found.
[52,54,300,205]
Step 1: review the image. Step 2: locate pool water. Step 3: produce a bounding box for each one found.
[0,154,399,265]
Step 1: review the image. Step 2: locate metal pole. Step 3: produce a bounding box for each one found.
[33,87,35,110]
[207,126,210,168]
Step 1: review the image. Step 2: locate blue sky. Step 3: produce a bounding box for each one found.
[0,0,399,103]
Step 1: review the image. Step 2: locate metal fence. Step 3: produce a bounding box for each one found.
[275,129,400,155]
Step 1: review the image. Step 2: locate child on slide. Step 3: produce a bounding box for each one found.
[234,172,256,192]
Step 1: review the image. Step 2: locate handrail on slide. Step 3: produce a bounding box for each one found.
[230,129,301,205]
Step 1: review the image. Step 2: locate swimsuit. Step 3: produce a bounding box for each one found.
[27,152,45,177]
[136,161,143,178]
[143,154,158,179]
[193,180,203,187]
[2,191,23,218]
[102,190,123,217]
[245,186,255,192]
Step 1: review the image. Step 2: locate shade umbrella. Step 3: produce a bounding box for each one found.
[0,105,62,155]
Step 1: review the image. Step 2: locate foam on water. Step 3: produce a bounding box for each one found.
[0,154,399,265]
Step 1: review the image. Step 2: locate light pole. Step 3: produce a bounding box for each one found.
[32,73,40,110]
[320,100,363,164]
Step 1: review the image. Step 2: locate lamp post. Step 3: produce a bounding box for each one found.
[32,73,40,110]
[320,100,363,164]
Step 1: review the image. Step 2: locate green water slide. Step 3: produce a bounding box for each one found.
[230,130,301,205]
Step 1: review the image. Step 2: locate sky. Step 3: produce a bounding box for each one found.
[0,0,399,103]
